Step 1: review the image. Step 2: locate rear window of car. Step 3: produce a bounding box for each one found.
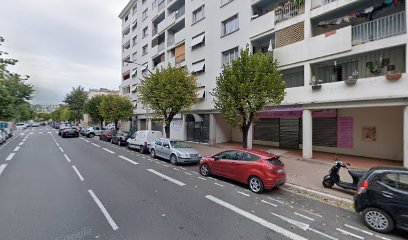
[398,174,408,192]
[237,152,260,161]
[381,174,398,188]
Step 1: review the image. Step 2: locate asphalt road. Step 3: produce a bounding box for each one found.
[0,126,406,240]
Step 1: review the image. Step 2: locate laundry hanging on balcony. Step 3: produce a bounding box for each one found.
[317,0,402,28]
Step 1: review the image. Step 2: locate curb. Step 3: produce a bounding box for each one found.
[282,182,354,204]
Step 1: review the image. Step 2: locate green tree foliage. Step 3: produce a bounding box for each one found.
[139,64,198,137]
[36,113,51,121]
[84,95,105,127]
[50,105,72,122]
[98,95,133,130]
[212,47,286,149]
[63,86,88,123]
[0,36,34,121]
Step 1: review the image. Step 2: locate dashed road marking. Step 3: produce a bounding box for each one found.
[336,228,364,240]
[147,169,186,186]
[58,147,64,153]
[13,146,20,152]
[118,156,138,165]
[5,153,15,161]
[18,142,24,146]
[302,209,322,218]
[64,154,71,163]
[88,190,119,231]
[72,165,84,181]
[102,148,115,154]
[214,182,224,187]
[0,164,8,176]
[237,191,250,197]
[294,212,315,221]
[198,177,207,181]
[261,200,277,207]
[267,197,284,204]
[92,143,101,147]
[185,172,192,176]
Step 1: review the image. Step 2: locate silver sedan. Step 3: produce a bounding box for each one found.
[150,138,202,165]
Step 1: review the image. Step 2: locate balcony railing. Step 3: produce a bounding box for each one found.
[352,11,406,46]
[167,35,175,46]
[175,5,185,20]
[275,2,305,24]
[157,1,165,13]
[158,42,165,52]
[311,0,338,10]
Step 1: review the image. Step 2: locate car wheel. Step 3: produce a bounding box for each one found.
[139,146,145,154]
[88,133,95,138]
[249,176,264,194]
[151,149,156,158]
[200,164,210,176]
[363,208,394,233]
[170,154,178,165]
[322,177,334,188]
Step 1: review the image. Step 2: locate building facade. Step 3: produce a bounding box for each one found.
[82,88,120,127]
[119,0,408,167]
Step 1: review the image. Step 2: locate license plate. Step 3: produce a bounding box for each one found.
[277,169,284,173]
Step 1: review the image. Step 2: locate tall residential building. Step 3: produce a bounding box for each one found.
[119,0,408,167]
[82,88,120,127]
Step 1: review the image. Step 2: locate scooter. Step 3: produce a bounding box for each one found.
[322,159,366,191]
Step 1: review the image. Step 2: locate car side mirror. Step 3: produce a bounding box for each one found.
[164,144,170,148]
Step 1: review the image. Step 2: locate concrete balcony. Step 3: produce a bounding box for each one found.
[310,0,359,18]
[283,74,408,106]
[158,16,173,33]
[274,26,352,66]
[249,10,275,38]
[174,29,185,45]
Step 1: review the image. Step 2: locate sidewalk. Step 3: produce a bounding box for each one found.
[189,141,403,202]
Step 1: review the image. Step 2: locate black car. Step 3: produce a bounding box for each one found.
[354,167,408,233]
[111,131,130,146]
[60,127,80,138]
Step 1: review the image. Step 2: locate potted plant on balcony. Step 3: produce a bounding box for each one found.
[386,65,402,80]
[310,76,322,90]
[345,70,358,86]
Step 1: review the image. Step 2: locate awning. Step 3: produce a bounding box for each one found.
[131,84,138,93]
[196,86,205,99]
[190,34,205,48]
[131,68,137,76]
[191,61,205,73]
[191,114,203,122]
[141,64,148,70]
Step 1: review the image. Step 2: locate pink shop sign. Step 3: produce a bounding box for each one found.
[258,108,337,119]
[337,117,353,148]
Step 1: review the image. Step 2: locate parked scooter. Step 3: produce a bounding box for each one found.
[322,159,366,191]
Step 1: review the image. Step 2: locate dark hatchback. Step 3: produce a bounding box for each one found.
[111,131,130,146]
[60,127,80,138]
[354,167,408,233]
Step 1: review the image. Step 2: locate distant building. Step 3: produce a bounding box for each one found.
[82,88,120,127]
[31,104,59,114]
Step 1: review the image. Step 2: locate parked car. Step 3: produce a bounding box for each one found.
[84,126,105,138]
[0,129,7,144]
[15,122,28,130]
[111,131,130,146]
[60,127,80,138]
[31,122,40,127]
[150,138,202,165]
[354,167,408,233]
[199,149,286,193]
[127,130,163,153]
[99,130,114,142]
[58,124,71,136]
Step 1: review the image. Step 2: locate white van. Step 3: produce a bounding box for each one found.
[15,123,28,130]
[127,130,163,153]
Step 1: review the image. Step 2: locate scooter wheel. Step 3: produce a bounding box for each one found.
[322,178,335,188]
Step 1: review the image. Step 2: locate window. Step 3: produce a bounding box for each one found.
[222,47,239,66]
[381,174,398,188]
[191,60,205,74]
[122,86,130,94]
[132,36,137,46]
[131,68,137,78]
[398,174,408,192]
[142,0,147,4]
[131,20,137,31]
[282,67,304,88]
[141,63,148,75]
[142,44,148,55]
[190,33,205,49]
[221,0,234,7]
[142,26,148,38]
[124,15,129,22]
[155,139,162,146]
[215,151,239,160]
[132,51,137,61]
[237,152,260,161]
[222,14,239,36]
[142,8,148,21]
[132,3,137,15]
[192,5,205,24]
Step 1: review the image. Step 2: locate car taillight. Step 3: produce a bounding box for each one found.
[144,141,147,146]
[75,130,79,133]
[357,180,369,195]
[64,130,68,133]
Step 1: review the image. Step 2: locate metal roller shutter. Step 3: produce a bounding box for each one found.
[313,118,337,147]
[279,118,300,149]
[254,118,280,142]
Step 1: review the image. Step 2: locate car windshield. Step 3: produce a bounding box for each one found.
[170,141,190,148]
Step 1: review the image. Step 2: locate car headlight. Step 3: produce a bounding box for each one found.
[198,153,202,158]
[179,153,190,158]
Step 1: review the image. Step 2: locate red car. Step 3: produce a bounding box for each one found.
[99,130,114,142]
[199,149,286,193]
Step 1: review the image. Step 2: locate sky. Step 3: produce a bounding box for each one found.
[0,0,129,105]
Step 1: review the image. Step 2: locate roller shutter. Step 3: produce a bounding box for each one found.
[254,118,279,142]
[279,118,300,149]
[313,118,337,147]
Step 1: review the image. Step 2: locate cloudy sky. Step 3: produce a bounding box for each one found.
[0,0,129,104]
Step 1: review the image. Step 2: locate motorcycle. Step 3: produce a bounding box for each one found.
[322,159,366,191]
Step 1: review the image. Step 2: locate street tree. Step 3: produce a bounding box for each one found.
[63,86,88,123]
[139,64,198,137]
[0,36,34,121]
[98,95,133,130]
[212,46,286,149]
[84,95,105,127]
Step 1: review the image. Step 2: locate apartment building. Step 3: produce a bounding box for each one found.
[119,0,408,167]
[82,88,120,127]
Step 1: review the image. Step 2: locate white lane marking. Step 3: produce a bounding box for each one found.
[302,209,322,218]
[179,167,186,170]
[237,191,250,197]
[375,236,392,240]
[147,169,186,186]
[92,143,101,147]
[344,224,390,240]
[336,228,364,240]
[39,132,43,134]
[47,132,51,133]
[271,212,310,231]
[309,228,338,240]
[84,140,90,143]
[88,190,119,231]
[64,154,71,163]
[118,156,139,165]
[18,142,24,146]
[214,182,224,187]
[185,172,192,176]
[56,143,60,147]
[58,147,64,153]
[191,171,199,175]
[22,139,26,142]
[0,164,8,176]
[198,176,207,181]
[173,167,180,171]
[206,195,307,240]
[267,197,284,204]
[72,165,84,181]
[13,146,20,152]
[102,148,115,154]
[5,153,15,161]
[294,212,315,221]
[261,200,277,207]
[284,183,353,204]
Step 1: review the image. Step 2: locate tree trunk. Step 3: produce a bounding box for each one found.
[114,120,118,130]
[100,119,104,128]
[241,124,250,149]
[164,123,170,138]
